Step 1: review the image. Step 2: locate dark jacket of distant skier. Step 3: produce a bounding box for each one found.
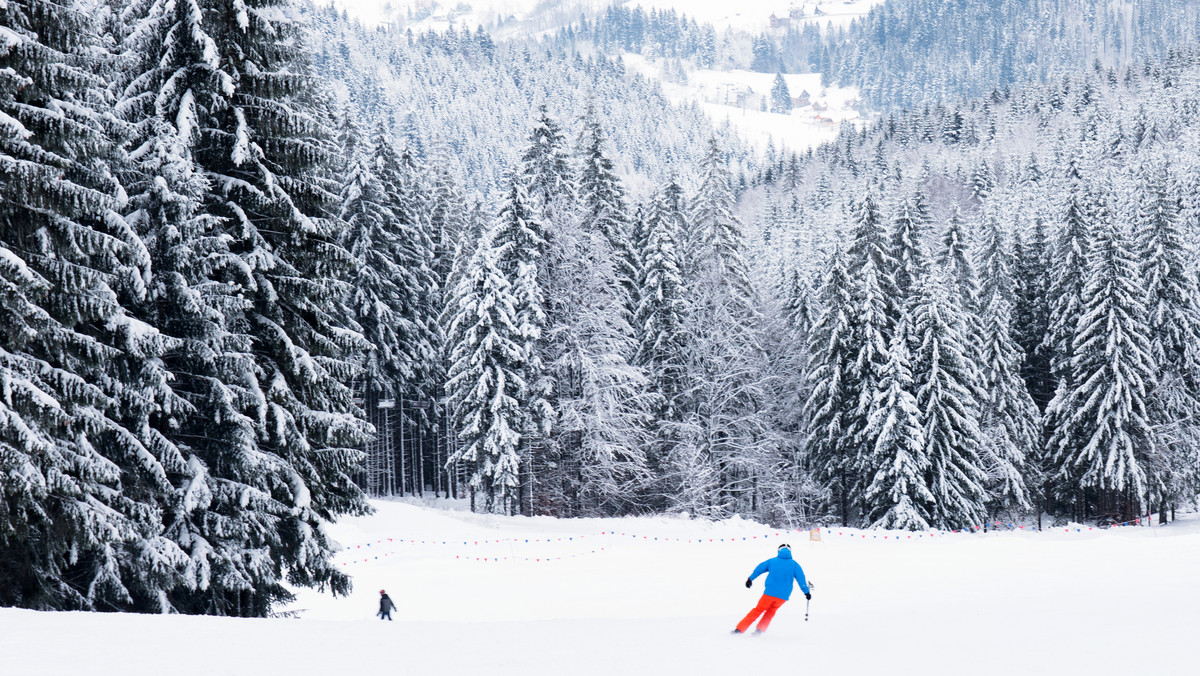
[378,591,396,620]
[748,546,809,600]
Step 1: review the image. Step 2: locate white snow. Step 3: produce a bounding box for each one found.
[3,499,1197,675]
[625,55,865,152]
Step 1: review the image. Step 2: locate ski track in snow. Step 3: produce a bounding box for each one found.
[2,499,1198,675]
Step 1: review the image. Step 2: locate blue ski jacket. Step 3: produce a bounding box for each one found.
[748,547,809,601]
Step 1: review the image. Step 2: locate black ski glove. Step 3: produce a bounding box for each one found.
[745,578,752,588]
[805,593,812,600]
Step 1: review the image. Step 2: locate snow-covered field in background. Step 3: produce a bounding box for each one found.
[625,55,864,152]
[3,500,1198,675]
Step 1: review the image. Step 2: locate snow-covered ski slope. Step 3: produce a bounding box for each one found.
[3,500,1197,675]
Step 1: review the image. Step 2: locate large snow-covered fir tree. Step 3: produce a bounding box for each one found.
[975,214,1036,514]
[577,107,638,324]
[909,270,990,530]
[0,0,174,611]
[634,187,690,506]
[115,0,371,616]
[445,227,526,515]
[1134,160,1200,517]
[805,250,857,525]
[862,315,934,530]
[1051,216,1157,520]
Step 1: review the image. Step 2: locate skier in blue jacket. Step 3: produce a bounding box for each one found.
[732,544,810,634]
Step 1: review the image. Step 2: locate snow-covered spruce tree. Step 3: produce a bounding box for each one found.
[937,206,992,422]
[0,0,183,611]
[805,250,857,525]
[1135,161,1200,519]
[119,0,371,616]
[516,111,573,512]
[685,136,755,307]
[975,214,1037,515]
[522,105,576,225]
[889,190,929,304]
[634,188,690,506]
[1012,154,1055,486]
[938,206,979,310]
[770,73,792,114]
[117,0,277,613]
[394,140,441,405]
[977,293,1037,515]
[841,193,899,521]
[1014,214,1054,412]
[424,137,468,397]
[340,119,408,393]
[848,247,894,519]
[1051,218,1156,521]
[978,212,1015,308]
[862,314,934,530]
[490,178,551,512]
[909,269,990,530]
[578,107,638,324]
[970,156,996,204]
[847,191,899,321]
[372,126,441,494]
[781,267,816,349]
[1042,157,1095,518]
[445,227,526,515]
[335,117,419,496]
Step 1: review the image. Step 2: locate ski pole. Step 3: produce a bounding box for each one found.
[805,581,814,621]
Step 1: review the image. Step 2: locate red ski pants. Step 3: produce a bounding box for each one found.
[737,594,787,633]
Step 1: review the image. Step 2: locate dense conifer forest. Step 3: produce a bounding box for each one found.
[4,0,1200,617]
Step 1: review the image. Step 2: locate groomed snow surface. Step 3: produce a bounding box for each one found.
[3,500,1197,675]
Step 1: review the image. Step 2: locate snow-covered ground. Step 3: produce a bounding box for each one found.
[3,500,1197,675]
[625,55,864,152]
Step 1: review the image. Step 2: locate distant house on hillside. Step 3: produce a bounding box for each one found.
[769,13,791,30]
[811,100,827,112]
[789,6,806,20]
[793,89,812,107]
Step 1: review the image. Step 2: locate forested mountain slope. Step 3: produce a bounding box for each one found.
[307,5,753,197]
[751,51,1200,526]
[819,0,1200,109]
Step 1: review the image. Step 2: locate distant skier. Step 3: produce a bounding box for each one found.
[731,543,810,635]
[378,590,395,621]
